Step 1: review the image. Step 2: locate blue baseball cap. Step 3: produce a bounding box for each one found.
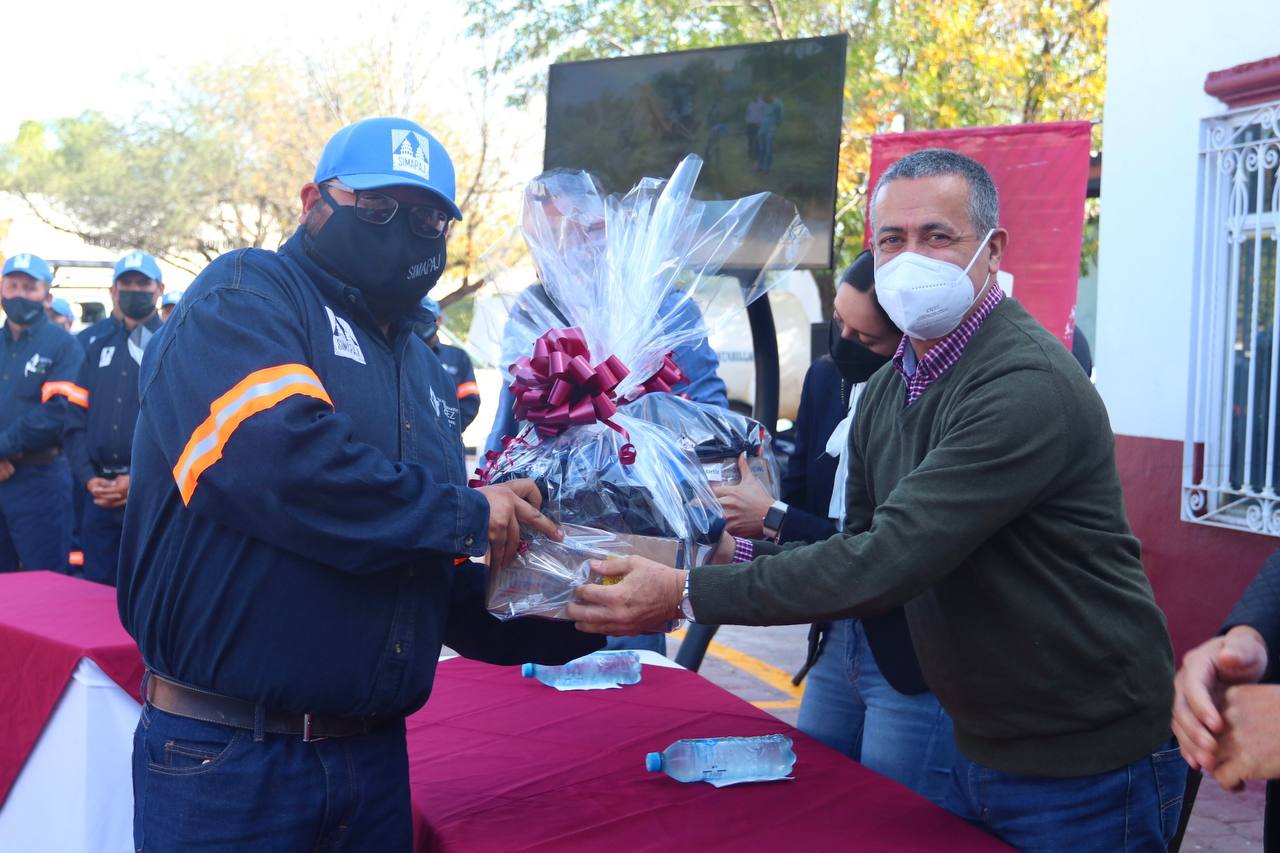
[2,253,53,284]
[420,296,442,319]
[49,297,74,320]
[161,290,183,307]
[114,250,163,283]
[314,117,463,221]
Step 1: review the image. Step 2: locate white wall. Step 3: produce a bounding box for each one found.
[1095,0,1280,440]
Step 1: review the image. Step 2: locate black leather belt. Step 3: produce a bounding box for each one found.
[13,447,60,465]
[145,672,389,742]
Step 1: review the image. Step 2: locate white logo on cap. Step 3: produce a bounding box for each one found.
[127,251,144,267]
[14,254,30,270]
[391,129,431,180]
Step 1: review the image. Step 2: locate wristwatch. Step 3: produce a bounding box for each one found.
[679,570,697,622]
[762,501,789,541]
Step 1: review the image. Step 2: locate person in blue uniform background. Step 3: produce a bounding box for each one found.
[118,116,602,852]
[416,296,480,431]
[0,253,84,573]
[48,297,75,332]
[159,289,182,323]
[64,251,165,585]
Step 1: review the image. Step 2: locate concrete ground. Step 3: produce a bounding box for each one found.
[669,624,1267,851]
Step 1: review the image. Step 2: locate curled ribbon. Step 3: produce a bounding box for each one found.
[469,433,530,488]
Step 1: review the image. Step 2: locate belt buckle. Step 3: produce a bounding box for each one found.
[302,714,328,743]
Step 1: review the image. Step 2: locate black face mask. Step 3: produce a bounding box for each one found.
[829,320,891,384]
[118,290,158,321]
[2,296,45,326]
[304,185,448,319]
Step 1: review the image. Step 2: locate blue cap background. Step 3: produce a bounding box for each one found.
[50,297,74,320]
[420,296,442,319]
[161,290,183,307]
[114,250,163,283]
[2,253,53,284]
[314,117,463,221]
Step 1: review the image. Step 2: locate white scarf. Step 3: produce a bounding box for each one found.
[825,382,865,526]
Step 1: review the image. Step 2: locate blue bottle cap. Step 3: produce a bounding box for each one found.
[645,752,663,773]
[521,663,535,677]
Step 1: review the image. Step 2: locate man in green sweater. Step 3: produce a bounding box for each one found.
[568,149,1186,851]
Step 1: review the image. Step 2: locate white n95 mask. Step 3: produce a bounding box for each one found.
[875,229,996,340]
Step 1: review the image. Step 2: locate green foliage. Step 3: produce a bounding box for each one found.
[0,45,521,289]
[468,0,1108,307]
[439,293,476,340]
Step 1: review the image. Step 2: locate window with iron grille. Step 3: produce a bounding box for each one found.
[1185,101,1280,535]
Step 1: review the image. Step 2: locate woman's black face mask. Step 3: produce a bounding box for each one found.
[828,319,891,384]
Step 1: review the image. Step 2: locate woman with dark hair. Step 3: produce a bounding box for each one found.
[713,250,965,816]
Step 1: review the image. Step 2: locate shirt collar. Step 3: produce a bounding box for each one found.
[892,282,1005,382]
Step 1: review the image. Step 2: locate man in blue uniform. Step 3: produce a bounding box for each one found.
[158,289,182,322]
[65,251,165,585]
[416,296,480,430]
[48,297,75,331]
[77,294,120,349]
[0,253,84,572]
[119,116,602,851]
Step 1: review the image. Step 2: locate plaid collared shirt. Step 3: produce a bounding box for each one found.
[892,284,1005,408]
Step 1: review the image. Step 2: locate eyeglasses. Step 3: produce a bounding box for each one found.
[325,181,453,239]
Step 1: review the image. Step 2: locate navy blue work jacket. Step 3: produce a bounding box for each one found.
[119,229,600,717]
[0,313,85,458]
[77,314,117,350]
[432,342,480,430]
[65,314,162,484]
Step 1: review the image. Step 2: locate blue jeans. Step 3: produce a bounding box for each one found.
[953,740,1188,851]
[133,703,411,852]
[797,619,968,817]
[605,632,667,655]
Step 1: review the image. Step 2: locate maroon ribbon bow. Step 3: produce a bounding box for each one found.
[507,327,691,463]
[507,327,637,464]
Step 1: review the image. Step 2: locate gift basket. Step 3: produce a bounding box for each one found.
[621,393,780,495]
[478,154,807,620]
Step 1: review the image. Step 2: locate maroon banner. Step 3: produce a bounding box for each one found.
[868,121,1092,345]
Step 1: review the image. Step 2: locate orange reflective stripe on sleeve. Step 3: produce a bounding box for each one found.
[41,381,89,409]
[172,364,332,506]
[456,381,479,399]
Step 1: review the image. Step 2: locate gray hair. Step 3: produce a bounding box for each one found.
[871,148,1000,236]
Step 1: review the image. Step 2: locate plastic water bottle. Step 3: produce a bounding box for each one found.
[521,650,642,689]
[645,735,796,786]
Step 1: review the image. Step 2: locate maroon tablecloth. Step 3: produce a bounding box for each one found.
[407,659,1010,852]
[0,571,144,804]
[0,572,1009,850]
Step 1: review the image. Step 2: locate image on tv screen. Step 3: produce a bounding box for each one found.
[545,34,848,270]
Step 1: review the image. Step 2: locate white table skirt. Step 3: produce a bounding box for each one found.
[0,657,139,853]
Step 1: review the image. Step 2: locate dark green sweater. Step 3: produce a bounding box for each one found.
[693,299,1174,777]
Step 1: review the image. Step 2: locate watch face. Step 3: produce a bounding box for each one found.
[680,598,696,620]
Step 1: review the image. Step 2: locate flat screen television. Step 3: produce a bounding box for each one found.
[545,34,848,270]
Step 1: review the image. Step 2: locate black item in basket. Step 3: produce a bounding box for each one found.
[622,393,780,496]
